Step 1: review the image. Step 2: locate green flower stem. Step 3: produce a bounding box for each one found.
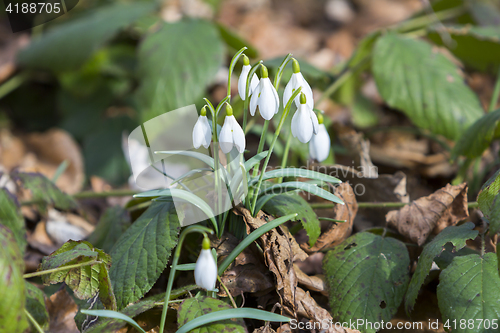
[159,225,214,333]
[309,201,479,209]
[316,61,364,105]
[217,275,237,308]
[489,67,500,112]
[278,132,293,184]
[227,47,248,99]
[273,53,293,90]
[250,88,303,215]
[390,6,465,33]
[23,260,101,279]
[24,308,44,333]
[251,120,269,177]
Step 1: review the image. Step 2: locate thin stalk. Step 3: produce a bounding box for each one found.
[24,260,100,279]
[217,275,237,308]
[21,189,139,206]
[25,309,44,333]
[0,72,29,100]
[278,132,293,183]
[310,201,479,209]
[251,120,269,178]
[159,225,214,333]
[489,67,500,112]
[316,62,364,105]
[250,88,303,215]
[390,6,466,33]
[227,47,247,99]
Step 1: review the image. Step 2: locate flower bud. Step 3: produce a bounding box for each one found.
[194,236,217,291]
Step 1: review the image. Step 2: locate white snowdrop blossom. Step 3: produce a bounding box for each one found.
[192,106,212,149]
[219,104,245,154]
[284,59,314,109]
[250,65,279,120]
[194,236,217,291]
[291,93,319,143]
[238,55,259,100]
[309,113,330,162]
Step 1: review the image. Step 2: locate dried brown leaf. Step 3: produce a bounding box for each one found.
[46,289,79,333]
[236,207,308,317]
[293,264,327,295]
[386,183,469,245]
[252,326,276,333]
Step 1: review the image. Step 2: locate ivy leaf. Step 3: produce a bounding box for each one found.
[40,240,117,310]
[478,169,500,234]
[451,108,500,160]
[372,32,483,140]
[323,232,410,333]
[109,200,180,310]
[263,192,320,247]
[0,188,26,253]
[0,225,28,332]
[177,297,246,333]
[136,19,224,121]
[25,282,49,331]
[437,253,500,331]
[428,25,500,72]
[87,206,131,253]
[404,222,478,314]
[17,2,156,72]
[13,171,77,213]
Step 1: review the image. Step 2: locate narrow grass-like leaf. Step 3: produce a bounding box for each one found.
[258,181,343,205]
[243,151,268,172]
[154,151,214,169]
[80,310,146,333]
[249,168,341,186]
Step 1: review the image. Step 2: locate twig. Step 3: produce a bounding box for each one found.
[24,260,101,279]
[310,201,479,209]
[217,275,237,309]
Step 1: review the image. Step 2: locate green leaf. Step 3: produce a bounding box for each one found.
[372,33,483,140]
[263,193,320,247]
[109,200,180,309]
[243,151,268,172]
[216,23,258,58]
[478,169,500,234]
[428,25,500,72]
[177,297,246,333]
[83,285,197,333]
[258,181,343,205]
[437,253,500,332]
[0,188,26,253]
[177,307,290,333]
[13,171,77,213]
[346,31,380,69]
[17,3,156,72]
[136,19,225,120]
[323,232,410,333]
[0,225,28,333]
[87,206,131,253]
[81,310,146,333]
[249,168,341,186]
[452,108,500,160]
[404,222,478,313]
[40,240,117,310]
[25,282,49,331]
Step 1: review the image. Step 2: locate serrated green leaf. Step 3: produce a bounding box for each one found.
[452,109,500,159]
[372,33,483,140]
[87,206,131,253]
[323,232,410,332]
[136,19,224,120]
[40,240,117,310]
[404,222,478,314]
[262,193,320,247]
[0,225,28,333]
[0,188,26,253]
[109,200,180,309]
[437,253,500,332]
[17,3,155,72]
[177,297,246,333]
[13,171,77,212]
[434,243,479,270]
[478,169,500,234]
[25,282,49,331]
[428,25,500,72]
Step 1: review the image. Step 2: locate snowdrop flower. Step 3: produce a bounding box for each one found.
[284,59,314,109]
[192,106,212,149]
[194,236,217,291]
[291,93,319,143]
[309,113,330,162]
[250,65,279,120]
[238,55,259,100]
[219,104,245,154]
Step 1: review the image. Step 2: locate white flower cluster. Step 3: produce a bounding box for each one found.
[192,56,331,161]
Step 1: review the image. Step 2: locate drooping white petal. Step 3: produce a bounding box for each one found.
[310,110,319,135]
[291,104,314,143]
[293,72,314,109]
[219,116,234,154]
[230,116,246,153]
[194,249,217,290]
[250,74,259,94]
[238,64,251,100]
[283,75,295,107]
[249,81,261,116]
[193,115,211,149]
[309,124,330,162]
[258,78,278,120]
[271,80,280,114]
